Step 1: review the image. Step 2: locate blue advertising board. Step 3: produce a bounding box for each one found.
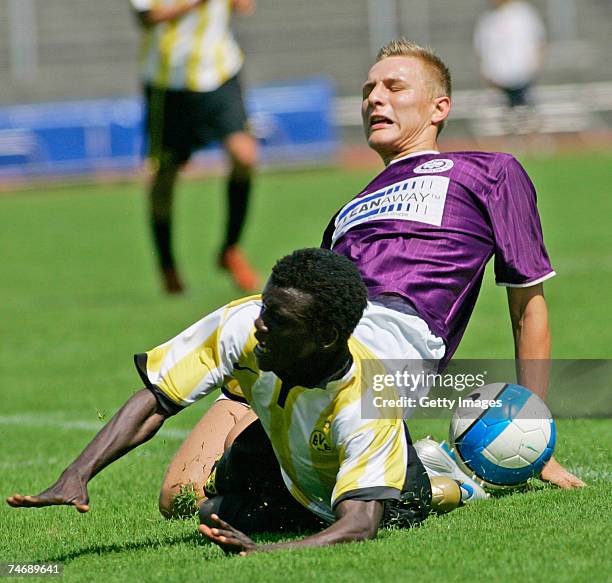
[0,78,337,179]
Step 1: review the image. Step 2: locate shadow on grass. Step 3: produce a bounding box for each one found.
[43,531,203,564]
[43,529,307,564]
[486,478,554,499]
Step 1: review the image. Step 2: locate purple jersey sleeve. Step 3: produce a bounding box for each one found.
[487,157,555,287]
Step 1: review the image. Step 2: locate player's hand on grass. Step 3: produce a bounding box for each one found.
[541,456,586,489]
[199,514,258,556]
[6,471,90,512]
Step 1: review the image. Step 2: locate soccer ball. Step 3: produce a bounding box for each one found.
[449,383,555,490]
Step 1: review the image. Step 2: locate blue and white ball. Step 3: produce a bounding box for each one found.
[449,383,556,490]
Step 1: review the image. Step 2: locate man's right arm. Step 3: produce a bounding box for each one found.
[6,388,168,512]
[200,499,384,554]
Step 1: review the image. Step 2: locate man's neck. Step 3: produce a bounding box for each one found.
[277,348,352,389]
[380,137,440,167]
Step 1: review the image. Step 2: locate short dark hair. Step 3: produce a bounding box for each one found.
[270,248,368,344]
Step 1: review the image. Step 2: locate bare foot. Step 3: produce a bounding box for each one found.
[6,478,90,512]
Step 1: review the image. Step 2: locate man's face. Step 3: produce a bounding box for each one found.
[361,56,439,159]
[254,282,321,378]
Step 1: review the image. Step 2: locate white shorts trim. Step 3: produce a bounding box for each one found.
[214,393,250,407]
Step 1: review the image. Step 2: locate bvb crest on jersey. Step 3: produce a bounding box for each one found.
[310,421,332,454]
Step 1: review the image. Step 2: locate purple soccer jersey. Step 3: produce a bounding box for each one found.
[321,151,555,364]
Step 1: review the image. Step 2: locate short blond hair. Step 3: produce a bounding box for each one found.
[376,39,452,99]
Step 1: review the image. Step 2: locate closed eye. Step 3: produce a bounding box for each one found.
[362,83,374,99]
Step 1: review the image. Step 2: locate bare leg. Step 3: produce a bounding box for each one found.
[158,398,251,518]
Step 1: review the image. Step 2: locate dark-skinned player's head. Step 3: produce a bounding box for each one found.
[268,248,368,345]
[254,248,368,377]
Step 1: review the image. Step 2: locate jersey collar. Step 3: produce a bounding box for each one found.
[389,150,440,165]
[323,359,356,392]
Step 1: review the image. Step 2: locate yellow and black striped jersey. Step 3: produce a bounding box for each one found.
[130,0,244,91]
[135,296,440,522]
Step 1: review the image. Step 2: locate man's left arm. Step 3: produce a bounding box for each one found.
[507,284,585,488]
[199,498,383,555]
[507,284,550,398]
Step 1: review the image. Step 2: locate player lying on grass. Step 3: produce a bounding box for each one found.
[8,249,472,552]
[152,38,583,515]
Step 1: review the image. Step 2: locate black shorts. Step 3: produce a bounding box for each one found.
[144,75,249,164]
[204,419,324,534]
[204,420,431,534]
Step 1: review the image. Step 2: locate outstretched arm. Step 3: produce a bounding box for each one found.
[507,285,585,488]
[199,499,383,555]
[6,388,168,512]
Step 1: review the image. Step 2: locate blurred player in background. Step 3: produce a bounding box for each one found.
[474,0,546,132]
[130,0,260,294]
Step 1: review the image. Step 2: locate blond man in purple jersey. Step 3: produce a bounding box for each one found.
[320,39,583,489]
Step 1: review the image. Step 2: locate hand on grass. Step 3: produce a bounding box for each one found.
[540,456,586,489]
[6,471,90,512]
[199,514,258,555]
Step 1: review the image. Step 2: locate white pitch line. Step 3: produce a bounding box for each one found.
[1,415,610,481]
[0,413,189,440]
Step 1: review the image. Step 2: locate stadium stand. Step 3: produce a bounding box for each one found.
[0,0,610,165]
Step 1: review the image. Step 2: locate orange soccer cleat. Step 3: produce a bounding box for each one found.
[219,245,261,292]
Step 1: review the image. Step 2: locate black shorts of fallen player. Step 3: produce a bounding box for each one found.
[144,75,249,165]
[200,419,432,534]
[200,419,324,534]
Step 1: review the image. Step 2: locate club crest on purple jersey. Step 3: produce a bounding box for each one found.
[413,159,454,174]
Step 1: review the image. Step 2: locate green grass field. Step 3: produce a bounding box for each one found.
[1,151,611,582]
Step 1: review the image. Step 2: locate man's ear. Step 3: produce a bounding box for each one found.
[431,95,451,125]
[321,327,340,350]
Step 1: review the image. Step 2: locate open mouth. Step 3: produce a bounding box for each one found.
[369,115,393,129]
